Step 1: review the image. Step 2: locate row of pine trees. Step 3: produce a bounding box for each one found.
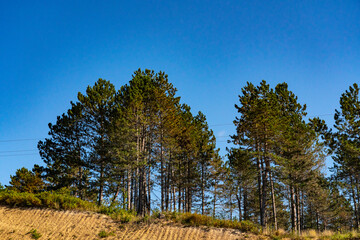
[7,69,360,232]
[37,69,219,217]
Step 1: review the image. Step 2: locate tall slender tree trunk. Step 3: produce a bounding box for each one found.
[243,188,248,220]
[172,185,176,212]
[127,170,132,210]
[147,167,151,214]
[172,165,176,212]
[316,210,320,231]
[290,185,297,233]
[351,177,359,229]
[255,138,264,226]
[270,170,277,230]
[111,184,121,206]
[166,163,170,211]
[355,177,360,230]
[229,191,233,220]
[183,189,186,213]
[78,166,83,199]
[186,155,191,213]
[301,191,304,231]
[98,162,104,206]
[213,185,217,217]
[178,177,182,213]
[236,187,242,221]
[160,132,164,212]
[201,164,205,215]
[261,155,268,228]
[296,188,301,234]
[135,120,140,213]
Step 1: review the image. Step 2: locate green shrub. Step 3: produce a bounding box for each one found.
[36,191,96,211]
[168,212,260,234]
[98,230,115,238]
[0,190,97,212]
[151,208,160,218]
[163,211,179,220]
[108,208,136,223]
[28,229,42,239]
[181,212,213,227]
[238,220,259,234]
[0,191,42,207]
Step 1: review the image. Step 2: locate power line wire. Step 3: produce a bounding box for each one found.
[0,138,44,143]
[0,153,38,157]
[0,149,37,153]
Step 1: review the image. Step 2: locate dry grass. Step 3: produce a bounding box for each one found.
[269,228,360,240]
[301,229,318,238]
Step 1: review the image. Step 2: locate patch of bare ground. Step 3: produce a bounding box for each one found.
[0,206,266,239]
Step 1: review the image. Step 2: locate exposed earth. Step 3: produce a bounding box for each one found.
[0,206,263,239]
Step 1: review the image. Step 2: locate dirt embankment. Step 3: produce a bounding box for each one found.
[0,206,263,239]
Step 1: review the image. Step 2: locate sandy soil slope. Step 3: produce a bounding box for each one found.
[0,206,263,240]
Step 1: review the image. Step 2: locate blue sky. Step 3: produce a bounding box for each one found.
[0,0,359,185]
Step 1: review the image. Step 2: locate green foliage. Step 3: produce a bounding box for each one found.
[331,83,360,229]
[32,70,355,231]
[107,208,136,223]
[36,191,96,210]
[151,208,160,217]
[164,211,180,220]
[0,190,96,211]
[0,191,42,207]
[28,229,42,239]
[165,212,260,234]
[98,230,115,238]
[8,167,45,193]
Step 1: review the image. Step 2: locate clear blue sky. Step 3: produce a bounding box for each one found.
[0,0,359,185]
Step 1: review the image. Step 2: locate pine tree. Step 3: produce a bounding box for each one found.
[331,83,360,229]
[38,102,89,198]
[7,167,45,193]
[77,78,117,205]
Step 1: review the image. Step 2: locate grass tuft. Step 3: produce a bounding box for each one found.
[28,229,42,239]
[164,211,260,234]
[269,229,360,240]
[98,230,115,238]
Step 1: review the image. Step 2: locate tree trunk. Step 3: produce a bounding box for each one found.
[243,188,248,220]
[236,187,242,221]
[147,167,151,214]
[98,162,104,206]
[111,184,120,206]
[316,210,320,231]
[261,155,268,227]
[351,177,359,229]
[255,138,264,226]
[270,170,277,230]
[213,185,217,217]
[201,164,205,215]
[290,185,297,233]
[127,170,132,210]
[229,191,233,220]
[296,188,301,234]
[355,176,360,230]
[160,132,164,212]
